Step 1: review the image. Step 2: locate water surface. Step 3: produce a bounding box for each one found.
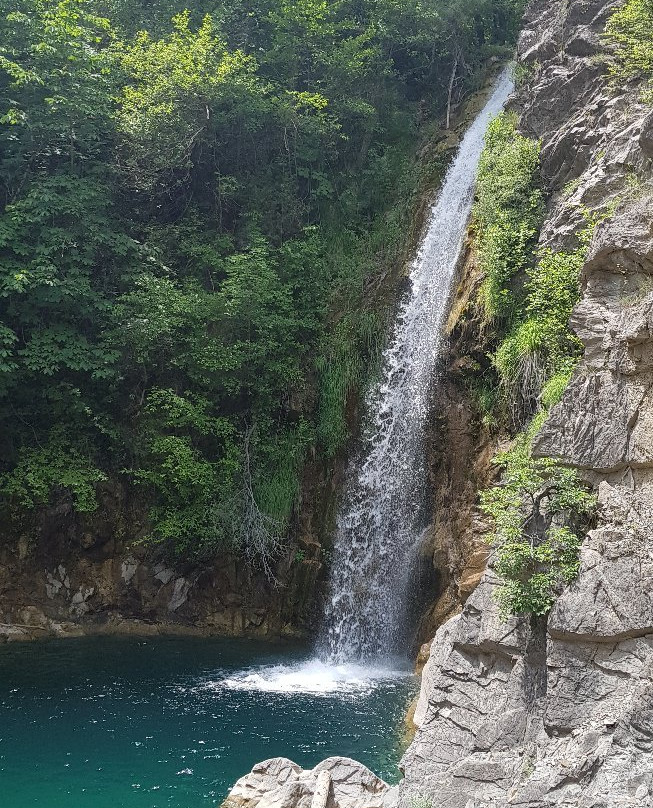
[0,637,416,807]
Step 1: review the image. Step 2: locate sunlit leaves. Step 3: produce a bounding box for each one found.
[605,0,653,92]
[117,12,264,189]
[475,112,544,321]
[480,419,596,618]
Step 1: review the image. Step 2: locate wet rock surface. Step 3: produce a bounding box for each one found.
[0,485,318,642]
[0,425,343,641]
[414,244,498,645]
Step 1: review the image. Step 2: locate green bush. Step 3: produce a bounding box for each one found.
[1,430,107,513]
[492,243,586,412]
[474,115,594,421]
[605,0,653,95]
[474,112,544,322]
[480,416,596,618]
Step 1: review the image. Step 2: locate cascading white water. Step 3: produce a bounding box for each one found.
[216,69,514,697]
[318,68,515,665]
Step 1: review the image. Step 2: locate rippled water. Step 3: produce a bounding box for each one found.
[0,637,416,807]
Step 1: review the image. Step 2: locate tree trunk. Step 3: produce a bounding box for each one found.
[446,56,459,130]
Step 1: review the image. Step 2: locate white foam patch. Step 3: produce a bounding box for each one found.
[206,658,411,697]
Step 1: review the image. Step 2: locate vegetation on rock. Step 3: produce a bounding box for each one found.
[605,0,653,93]
[472,113,590,424]
[480,413,596,618]
[474,111,544,325]
[472,107,598,617]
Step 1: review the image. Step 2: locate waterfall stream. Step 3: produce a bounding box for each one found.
[215,68,514,696]
[317,68,515,665]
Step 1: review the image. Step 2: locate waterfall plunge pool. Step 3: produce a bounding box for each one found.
[0,636,417,807]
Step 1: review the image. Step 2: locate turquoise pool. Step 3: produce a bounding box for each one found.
[0,636,416,807]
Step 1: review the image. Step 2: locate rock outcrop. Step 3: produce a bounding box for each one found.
[413,244,498,644]
[224,757,397,808]
[400,0,653,805]
[0,478,325,642]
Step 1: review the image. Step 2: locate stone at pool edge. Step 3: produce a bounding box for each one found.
[222,756,398,808]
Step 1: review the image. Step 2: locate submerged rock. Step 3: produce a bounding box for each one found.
[223,756,396,808]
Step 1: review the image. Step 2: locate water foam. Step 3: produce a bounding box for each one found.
[208,658,410,697]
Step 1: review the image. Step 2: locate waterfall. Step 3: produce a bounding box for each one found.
[318,68,514,665]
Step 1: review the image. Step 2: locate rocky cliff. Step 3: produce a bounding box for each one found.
[0,465,330,641]
[401,1,653,805]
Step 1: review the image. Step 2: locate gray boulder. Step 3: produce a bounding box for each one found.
[224,756,395,808]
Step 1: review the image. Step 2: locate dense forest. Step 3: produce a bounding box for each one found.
[0,0,525,567]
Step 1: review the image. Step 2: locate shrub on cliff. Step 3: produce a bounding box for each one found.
[473,106,600,618]
[480,414,596,618]
[605,0,653,94]
[474,111,544,322]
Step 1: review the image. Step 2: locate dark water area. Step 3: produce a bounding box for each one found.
[0,636,416,807]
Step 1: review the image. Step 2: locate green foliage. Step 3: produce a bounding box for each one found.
[250,417,313,525]
[473,116,599,618]
[492,244,586,403]
[130,389,242,556]
[474,112,544,322]
[539,360,576,409]
[472,115,595,424]
[0,0,527,565]
[1,431,107,512]
[480,417,596,618]
[316,311,382,457]
[513,59,537,88]
[117,12,270,194]
[605,0,653,95]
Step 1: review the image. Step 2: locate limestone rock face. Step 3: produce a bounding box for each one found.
[401,483,653,807]
[224,757,396,808]
[399,0,653,805]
